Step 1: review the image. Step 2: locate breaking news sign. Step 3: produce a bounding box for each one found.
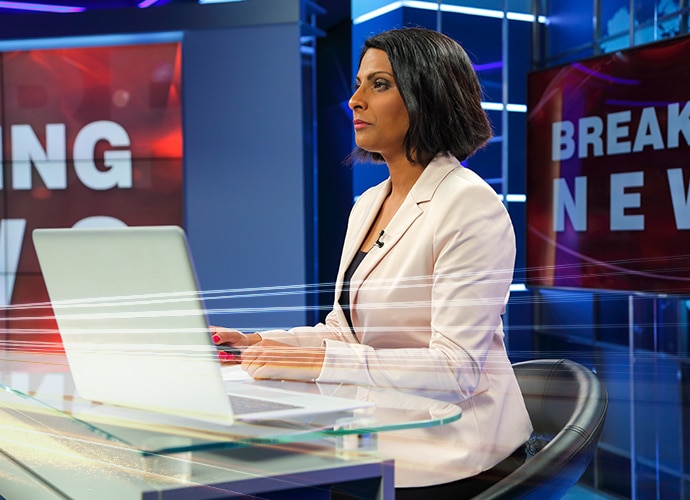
[526,34,690,295]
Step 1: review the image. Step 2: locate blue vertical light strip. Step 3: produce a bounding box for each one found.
[302,0,326,324]
[500,0,510,343]
[652,296,660,500]
[501,0,509,209]
[628,295,637,500]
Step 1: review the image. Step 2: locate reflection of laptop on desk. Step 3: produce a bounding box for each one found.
[32,225,370,429]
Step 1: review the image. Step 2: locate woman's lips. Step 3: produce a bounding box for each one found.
[353,120,370,130]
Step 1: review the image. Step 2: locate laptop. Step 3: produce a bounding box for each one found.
[32,225,371,429]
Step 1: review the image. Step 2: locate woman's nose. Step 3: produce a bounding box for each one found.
[348,86,365,110]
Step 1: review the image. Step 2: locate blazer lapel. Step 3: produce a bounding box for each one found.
[342,179,391,265]
[349,154,460,296]
[333,179,391,318]
[353,195,422,278]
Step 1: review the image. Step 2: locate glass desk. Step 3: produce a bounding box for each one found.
[0,383,398,499]
[0,351,462,499]
[0,372,462,455]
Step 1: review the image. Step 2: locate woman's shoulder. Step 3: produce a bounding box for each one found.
[434,158,502,202]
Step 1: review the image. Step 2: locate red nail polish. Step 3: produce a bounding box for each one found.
[212,334,221,343]
[219,350,237,361]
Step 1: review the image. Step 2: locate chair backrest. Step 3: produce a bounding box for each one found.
[473,359,608,500]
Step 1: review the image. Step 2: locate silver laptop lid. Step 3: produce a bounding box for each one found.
[33,226,235,425]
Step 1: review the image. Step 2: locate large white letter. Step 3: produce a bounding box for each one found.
[553,176,587,231]
[607,111,632,155]
[610,171,644,230]
[667,168,690,230]
[73,120,132,190]
[0,219,27,307]
[11,124,67,190]
[633,106,664,152]
[578,116,604,159]
[668,101,690,149]
[552,121,575,161]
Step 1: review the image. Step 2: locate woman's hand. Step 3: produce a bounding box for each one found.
[240,339,325,382]
[209,326,262,364]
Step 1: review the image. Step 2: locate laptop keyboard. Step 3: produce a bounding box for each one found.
[229,394,303,416]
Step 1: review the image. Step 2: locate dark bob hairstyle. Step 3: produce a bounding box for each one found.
[351,27,492,166]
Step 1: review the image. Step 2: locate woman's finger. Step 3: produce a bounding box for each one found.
[209,326,247,347]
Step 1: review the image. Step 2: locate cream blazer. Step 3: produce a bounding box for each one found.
[261,154,532,487]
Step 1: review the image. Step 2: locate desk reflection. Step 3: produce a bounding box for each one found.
[0,353,406,499]
[0,352,461,454]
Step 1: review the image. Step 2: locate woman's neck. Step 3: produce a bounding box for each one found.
[385,154,425,200]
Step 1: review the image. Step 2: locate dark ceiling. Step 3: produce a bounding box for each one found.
[0,0,183,9]
[0,0,347,32]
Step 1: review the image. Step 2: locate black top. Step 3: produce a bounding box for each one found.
[339,250,368,330]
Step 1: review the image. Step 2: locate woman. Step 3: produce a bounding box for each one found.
[212,27,532,498]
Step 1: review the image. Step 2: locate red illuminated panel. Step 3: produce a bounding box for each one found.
[7,158,182,274]
[1,42,183,352]
[7,274,60,353]
[2,42,182,160]
[527,35,690,294]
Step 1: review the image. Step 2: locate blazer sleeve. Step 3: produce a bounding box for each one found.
[257,309,350,347]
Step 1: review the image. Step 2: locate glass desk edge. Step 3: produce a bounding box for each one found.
[0,380,462,456]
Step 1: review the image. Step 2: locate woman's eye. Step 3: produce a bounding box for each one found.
[373,79,389,90]
[352,80,391,93]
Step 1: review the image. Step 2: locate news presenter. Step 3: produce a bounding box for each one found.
[211,27,532,498]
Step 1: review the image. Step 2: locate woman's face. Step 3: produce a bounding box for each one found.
[349,48,410,162]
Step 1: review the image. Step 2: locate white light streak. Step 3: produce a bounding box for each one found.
[352,1,546,25]
[497,194,527,203]
[0,31,182,51]
[481,102,527,112]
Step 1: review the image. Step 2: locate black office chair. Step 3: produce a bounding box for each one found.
[472,359,608,499]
